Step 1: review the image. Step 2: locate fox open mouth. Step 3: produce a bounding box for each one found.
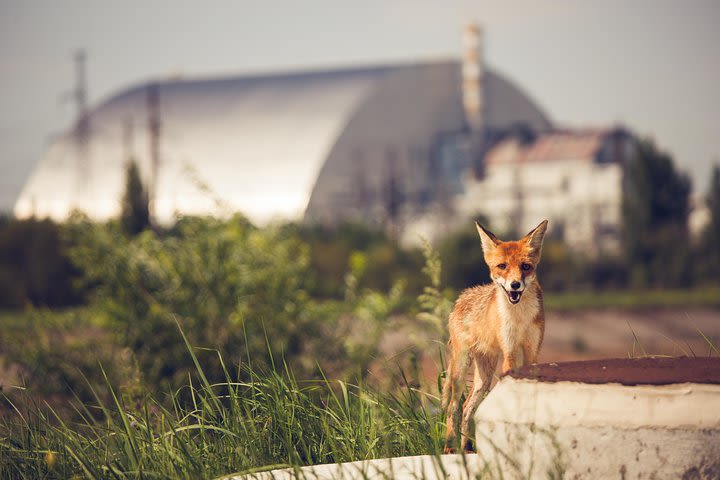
[503,288,523,304]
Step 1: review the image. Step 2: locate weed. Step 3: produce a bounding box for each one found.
[0,322,446,479]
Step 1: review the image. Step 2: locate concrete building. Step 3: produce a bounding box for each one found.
[459,128,635,253]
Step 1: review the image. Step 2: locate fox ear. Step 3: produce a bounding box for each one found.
[476,222,500,253]
[523,220,548,260]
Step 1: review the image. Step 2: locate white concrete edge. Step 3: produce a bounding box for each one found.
[228,454,493,480]
[475,377,720,429]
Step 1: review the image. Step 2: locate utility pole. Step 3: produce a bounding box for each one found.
[384,147,403,240]
[74,50,88,121]
[146,83,161,225]
[353,147,371,222]
[122,117,134,163]
[73,49,90,196]
[511,162,525,236]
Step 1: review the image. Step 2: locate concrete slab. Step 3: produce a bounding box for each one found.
[474,373,720,478]
[232,454,492,480]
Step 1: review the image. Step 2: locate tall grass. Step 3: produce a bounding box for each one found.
[0,323,445,479]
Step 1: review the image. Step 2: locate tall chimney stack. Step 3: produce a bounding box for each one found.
[462,22,484,131]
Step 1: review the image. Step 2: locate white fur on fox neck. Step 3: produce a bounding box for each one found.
[496,283,540,354]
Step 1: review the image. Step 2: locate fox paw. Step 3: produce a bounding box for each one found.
[462,439,476,453]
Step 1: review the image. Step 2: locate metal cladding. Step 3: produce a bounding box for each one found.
[14,60,552,226]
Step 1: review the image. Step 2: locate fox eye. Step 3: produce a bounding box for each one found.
[521,263,533,271]
[497,263,507,270]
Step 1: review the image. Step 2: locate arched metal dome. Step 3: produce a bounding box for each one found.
[14,59,551,225]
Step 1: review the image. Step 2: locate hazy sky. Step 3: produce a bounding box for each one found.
[1,0,719,212]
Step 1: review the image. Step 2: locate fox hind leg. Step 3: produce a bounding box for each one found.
[443,350,472,454]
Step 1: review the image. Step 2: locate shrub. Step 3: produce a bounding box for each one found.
[0,218,81,308]
[63,214,334,389]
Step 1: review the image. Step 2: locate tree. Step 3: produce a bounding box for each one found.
[120,159,150,235]
[699,165,720,281]
[622,138,692,287]
[0,218,81,307]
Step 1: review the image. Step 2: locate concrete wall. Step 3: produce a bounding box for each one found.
[474,377,720,479]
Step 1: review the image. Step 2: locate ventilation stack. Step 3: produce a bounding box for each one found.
[462,22,484,132]
[462,23,487,179]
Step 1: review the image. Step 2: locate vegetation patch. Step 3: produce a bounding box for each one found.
[0,325,444,479]
[545,287,720,311]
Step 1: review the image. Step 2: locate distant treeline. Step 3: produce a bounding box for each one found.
[1,138,719,309]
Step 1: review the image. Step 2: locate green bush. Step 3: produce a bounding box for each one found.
[437,223,489,290]
[300,222,425,298]
[0,218,81,308]
[64,214,336,389]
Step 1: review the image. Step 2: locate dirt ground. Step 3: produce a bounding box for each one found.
[541,307,720,362]
[375,307,720,387]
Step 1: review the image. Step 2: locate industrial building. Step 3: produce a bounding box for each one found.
[462,127,634,253]
[14,25,632,252]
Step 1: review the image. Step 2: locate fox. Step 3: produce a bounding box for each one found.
[442,219,548,454]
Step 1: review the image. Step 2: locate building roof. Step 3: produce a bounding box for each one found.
[485,129,618,166]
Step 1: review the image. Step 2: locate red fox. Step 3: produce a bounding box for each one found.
[442,220,548,453]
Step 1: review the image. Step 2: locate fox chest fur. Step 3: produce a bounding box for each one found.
[452,281,544,359]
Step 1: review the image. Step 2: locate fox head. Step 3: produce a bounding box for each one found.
[475,220,548,305]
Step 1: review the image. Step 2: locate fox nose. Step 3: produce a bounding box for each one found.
[510,281,521,290]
